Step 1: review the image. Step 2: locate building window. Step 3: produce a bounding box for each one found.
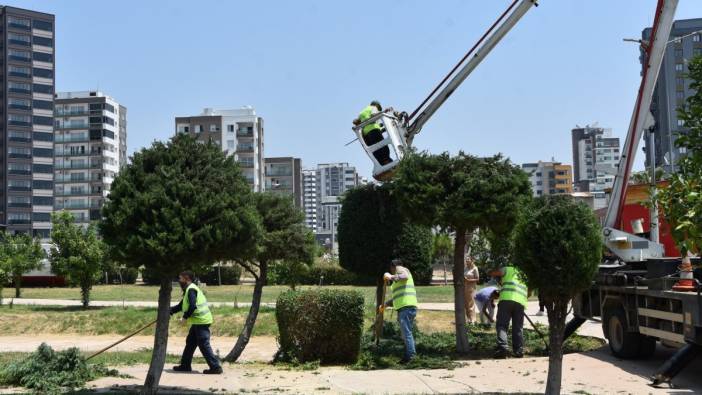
[33,83,53,94]
[676,77,685,87]
[9,98,31,110]
[9,114,31,126]
[680,147,687,154]
[32,212,52,222]
[8,180,31,191]
[9,130,30,142]
[694,34,701,43]
[32,164,53,174]
[33,67,53,79]
[33,116,53,126]
[32,35,53,47]
[675,49,683,58]
[675,63,684,72]
[9,147,31,158]
[194,125,202,133]
[9,65,30,78]
[33,52,53,63]
[8,163,31,175]
[9,49,30,61]
[9,82,30,94]
[8,213,31,225]
[227,125,235,132]
[678,119,685,127]
[694,48,702,57]
[209,124,218,132]
[227,140,235,150]
[9,32,31,46]
[8,16,30,30]
[33,148,53,157]
[9,196,31,208]
[32,19,53,31]
[33,99,53,110]
[33,180,53,190]
[676,91,685,100]
[33,131,53,142]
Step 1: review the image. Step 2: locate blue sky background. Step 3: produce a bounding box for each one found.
[13,0,702,178]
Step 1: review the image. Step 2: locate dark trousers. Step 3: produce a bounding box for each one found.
[496,300,525,354]
[538,292,545,312]
[180,324,221,369]
[362,129,391,165]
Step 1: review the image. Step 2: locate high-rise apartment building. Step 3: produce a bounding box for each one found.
[643,18,702,174]
[315,163,359,252]
[264,157,302,208]
[302,169,317,230]
[1,7,55,238]
[571,125,620,209]
[521,160,573,197]
[54,91,126,225]
[175,107,264,192]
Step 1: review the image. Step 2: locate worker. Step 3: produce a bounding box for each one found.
[490,265,528,358]
[353,101,392,165]
[474,286,499,324]
[381,258,418,363]
[170,271,223,374]
[464,258,479,323]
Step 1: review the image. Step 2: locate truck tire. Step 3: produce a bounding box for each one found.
[638,335,657,358]
[603,306,641,359]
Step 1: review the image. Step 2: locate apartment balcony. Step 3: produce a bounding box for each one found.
[55,201,101,210]
[236,145,254,153]
[55,135,90,143]
[55,162,104,170]
[55,123,89,130]
[55,110,90,117]
[54,190,92,197]
[236,128,254,137]
[238,161,254,168]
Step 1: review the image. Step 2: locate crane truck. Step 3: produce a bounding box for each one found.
[351,0,701,387]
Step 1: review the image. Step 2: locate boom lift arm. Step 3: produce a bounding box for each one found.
[352,0,538,180]
[602,0,678,262]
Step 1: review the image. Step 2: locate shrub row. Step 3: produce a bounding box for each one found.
[268,261,374,286]
[276,289,364,364]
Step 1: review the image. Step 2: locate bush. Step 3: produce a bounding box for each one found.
[199,264,242,285]
[99,268,138,285]
[0,343,117,393]
[276,289,364,364]
[268,261,370,286]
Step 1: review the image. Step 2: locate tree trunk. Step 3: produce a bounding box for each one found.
[0,286,3,306]
[142,278,172,394]
[14,274,21,298]
[223,263,267,362]
[376,275,384,308]
[544,297,568,395]
[81,281,91,309]
[452,229,470,353]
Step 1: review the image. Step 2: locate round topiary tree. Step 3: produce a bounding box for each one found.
[100,134,262,393]
[513,195,602,395]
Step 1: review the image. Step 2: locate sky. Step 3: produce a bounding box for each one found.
[13,0,702,179]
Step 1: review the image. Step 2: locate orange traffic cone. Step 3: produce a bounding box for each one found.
[672,256,697,292]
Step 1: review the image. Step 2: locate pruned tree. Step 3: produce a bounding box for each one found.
[4,233,45,298]
[337,184,433,306]
[393,151,531,353]
[513,195,602,395]
[50,211,106,308]
[100,133,261,394]
[223,192,315,362]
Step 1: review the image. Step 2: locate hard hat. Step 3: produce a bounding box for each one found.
[370,100,382,111]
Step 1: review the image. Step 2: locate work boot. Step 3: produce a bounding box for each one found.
[513,351,524,358]
[203,367,223,375]
[493,348,508,359]
[172,365,192,372]
[399,357,414,365]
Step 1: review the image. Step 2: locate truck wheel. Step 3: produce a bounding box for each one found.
[603,306,640,359]
[638,335,657,358]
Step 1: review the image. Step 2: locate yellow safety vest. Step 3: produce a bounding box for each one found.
[391,267,418,310]
[499,266,528,307]
[359,105,381,136]
[182,283,213,325]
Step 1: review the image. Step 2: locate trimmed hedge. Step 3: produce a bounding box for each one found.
[268,261,373,286]
[276,289,364,364]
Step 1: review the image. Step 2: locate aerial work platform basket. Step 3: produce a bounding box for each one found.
[351,112,409,181]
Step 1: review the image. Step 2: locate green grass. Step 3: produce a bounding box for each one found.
[0,304,456,337]
[2,283,460,305]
